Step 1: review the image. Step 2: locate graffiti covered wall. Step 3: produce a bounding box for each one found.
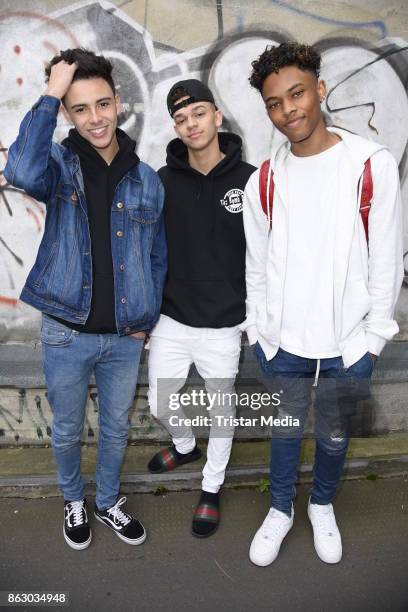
[1,0,408,342]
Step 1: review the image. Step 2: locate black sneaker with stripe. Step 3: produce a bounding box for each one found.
[94,496,146,545]
[63,499,92,550]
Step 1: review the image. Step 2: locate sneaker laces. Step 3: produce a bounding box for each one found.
[106,496,131,527]
[262,508,291,540]
[311,504,337,537]
[66,500,86,528]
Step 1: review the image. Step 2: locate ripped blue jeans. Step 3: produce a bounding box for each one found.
[255,344,374,516]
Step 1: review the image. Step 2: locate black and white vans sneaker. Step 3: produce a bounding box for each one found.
[94,496,146,545]
[63,499,92,550]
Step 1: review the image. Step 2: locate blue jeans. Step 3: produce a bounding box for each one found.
[41,315,143,509]
[255,344,374,516]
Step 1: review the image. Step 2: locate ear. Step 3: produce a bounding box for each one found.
[115,93,121,115]
[215,109,223,128]
[317,79,326,103]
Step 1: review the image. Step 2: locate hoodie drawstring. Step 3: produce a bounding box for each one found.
[312,359,321,387]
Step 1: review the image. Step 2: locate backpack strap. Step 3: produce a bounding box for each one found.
[359,158,373,244]
[259,159,274,229]
[259,157,373,242]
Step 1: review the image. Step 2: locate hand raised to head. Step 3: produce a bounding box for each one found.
[45,60,77,100]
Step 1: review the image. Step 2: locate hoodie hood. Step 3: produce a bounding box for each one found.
[62,127,139,171]
[270,126,387,172]
[165,132,243,177]
[263,126,388,230]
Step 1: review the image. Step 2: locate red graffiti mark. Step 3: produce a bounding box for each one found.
[16,77,23,86]
[0,11,79,47]
[0,296,18,307]
[26,207,42,232]
[14,45,21,54]
[22,193,45,217]
[42,41,59,57]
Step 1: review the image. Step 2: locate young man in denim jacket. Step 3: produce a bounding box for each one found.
[4,49,167,550]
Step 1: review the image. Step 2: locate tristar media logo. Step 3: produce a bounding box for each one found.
[220,188,244,214]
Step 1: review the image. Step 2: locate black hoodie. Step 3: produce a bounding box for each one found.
[158,132,255,328]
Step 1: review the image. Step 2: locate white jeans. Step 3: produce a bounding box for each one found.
[148,330,241,493]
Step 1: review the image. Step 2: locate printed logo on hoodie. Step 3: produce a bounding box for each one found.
[220,188,244,214]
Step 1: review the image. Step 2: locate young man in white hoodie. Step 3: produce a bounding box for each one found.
[243,42,403,566]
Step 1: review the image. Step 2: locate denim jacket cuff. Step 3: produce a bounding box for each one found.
[31,95,61,113]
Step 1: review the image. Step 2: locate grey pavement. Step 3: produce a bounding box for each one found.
[1,477,408,612]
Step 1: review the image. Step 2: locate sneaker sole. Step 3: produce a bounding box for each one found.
[148,449,202,474]
[63,527,92,551]
[94,513,147,546]
[249,553,279,567]
[314,548,342,564]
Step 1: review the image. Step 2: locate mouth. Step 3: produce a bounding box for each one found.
[188,132,202,140]
[285,117,305,128]
[88,126,109,138]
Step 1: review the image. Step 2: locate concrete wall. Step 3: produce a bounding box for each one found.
[1,0,408,344]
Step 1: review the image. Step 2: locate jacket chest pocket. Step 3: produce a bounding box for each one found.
[127,207,158,248]
[55,183,79,206]
[127,207,158,225]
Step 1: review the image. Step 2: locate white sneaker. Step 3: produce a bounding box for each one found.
[249,506,294,566]
[307,500,342,564]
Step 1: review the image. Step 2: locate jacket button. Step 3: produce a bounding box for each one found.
[125,327,131,333]
[82,285,90,289]
[121,297,127,304]
[117,202,124,209]
[119,264,125,271]
[116,230,123,237]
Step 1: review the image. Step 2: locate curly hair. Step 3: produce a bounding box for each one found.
[45,48,115,96]
[249,42,321,92]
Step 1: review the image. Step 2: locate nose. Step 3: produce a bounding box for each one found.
[186,114,198,129]
[88,107,101,124]
[282,97,297,117]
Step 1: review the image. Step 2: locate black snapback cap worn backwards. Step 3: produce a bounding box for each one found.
[167,79,216,116]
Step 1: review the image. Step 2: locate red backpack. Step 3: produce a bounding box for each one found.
[259,158,373,243]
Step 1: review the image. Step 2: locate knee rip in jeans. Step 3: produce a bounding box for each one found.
[318,436,348,455]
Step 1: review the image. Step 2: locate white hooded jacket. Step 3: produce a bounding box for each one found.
[242,127,404,368]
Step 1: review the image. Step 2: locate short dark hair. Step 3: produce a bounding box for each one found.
[45,48,115,96]
[249,42,321,93]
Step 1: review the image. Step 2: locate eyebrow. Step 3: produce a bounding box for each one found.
[265,82,304,103]
[70,97,112,110]
[173,104,207,120]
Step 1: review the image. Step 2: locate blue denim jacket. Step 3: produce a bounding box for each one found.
[4,96,167,334]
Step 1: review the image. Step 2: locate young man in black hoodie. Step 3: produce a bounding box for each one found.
[147,79,255,537]
[5,49,166,550]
